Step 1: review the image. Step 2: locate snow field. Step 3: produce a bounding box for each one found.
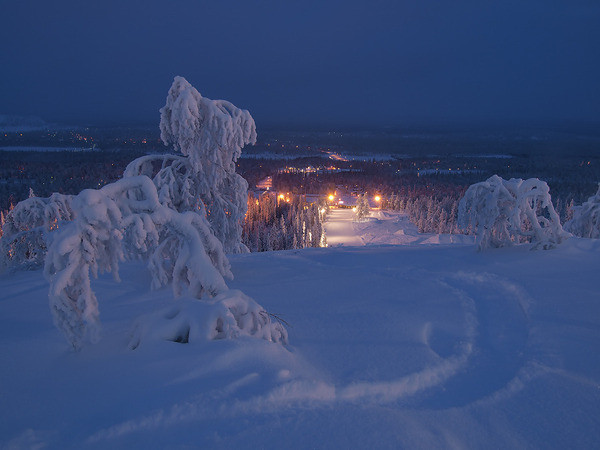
[1,213,599,448]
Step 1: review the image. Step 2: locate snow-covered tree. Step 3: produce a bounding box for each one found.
[0,193,73,270]
[458,175,568,250]
[44,174,286,349]
[148,76,256,254]
[43,176,233,349]
[355,193,370,221]
[564,184,600,238]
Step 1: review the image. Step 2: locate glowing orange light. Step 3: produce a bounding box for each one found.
[328,195,335,201]
[374,196,381,202]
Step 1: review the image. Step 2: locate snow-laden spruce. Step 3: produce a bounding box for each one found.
[45,175,286,350]
[0,193,73,270]
[354,193,370,222]
[125,76,256,254]
[44,176,226,348]
[564,184,600,239]
[458,175,568,250]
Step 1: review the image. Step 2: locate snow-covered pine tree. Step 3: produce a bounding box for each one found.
[124,76,256,254]
[355,193,370,221]
[0,193,73,270]
[458,175,568,250]
[564,184,600,238]
[44,174,287,349]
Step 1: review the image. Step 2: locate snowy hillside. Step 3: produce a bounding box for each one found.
[1,210,599,449]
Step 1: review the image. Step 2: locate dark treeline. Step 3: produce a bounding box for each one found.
[242,193,326,252]
[1,147,598,242]
[0,149,146,211]
[271,154,599,234]
[0,128,163,152]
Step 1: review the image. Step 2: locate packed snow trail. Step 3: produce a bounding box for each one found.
[323,208,365,246]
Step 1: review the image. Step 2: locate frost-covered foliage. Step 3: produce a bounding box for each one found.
[129,290,287,349]
[384,193,461,235]
[0,193,73,270]
[564,184,600,239]
[45,172,285,350]
[44,176,233,349]
[123,155,202,214]
[355,193,370,222]
[148,76,256,254]
[458,175,567,250]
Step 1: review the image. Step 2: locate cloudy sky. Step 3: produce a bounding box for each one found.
[1,0,599,127]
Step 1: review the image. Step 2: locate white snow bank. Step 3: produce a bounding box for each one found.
[0,239,599,448]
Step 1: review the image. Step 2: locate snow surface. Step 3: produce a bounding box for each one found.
[1,210,599,449]
[325,208,474,247]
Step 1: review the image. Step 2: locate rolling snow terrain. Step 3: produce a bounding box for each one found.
[1,210,599,449]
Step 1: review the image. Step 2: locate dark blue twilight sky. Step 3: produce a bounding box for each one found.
[1,0,599,127]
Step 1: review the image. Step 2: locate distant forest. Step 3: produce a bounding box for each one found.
[1,127,599,249]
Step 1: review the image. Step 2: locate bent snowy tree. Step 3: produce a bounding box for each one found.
[564,184,600,239]
[44,176,226,348]
[45,175,286,349]
[458,175,568,250]
[123,76,256,254]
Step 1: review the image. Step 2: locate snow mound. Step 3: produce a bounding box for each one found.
[129,290,288,349]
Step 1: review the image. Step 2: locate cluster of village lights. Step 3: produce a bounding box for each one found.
[328,194,382,206]
[274,192,382,207]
